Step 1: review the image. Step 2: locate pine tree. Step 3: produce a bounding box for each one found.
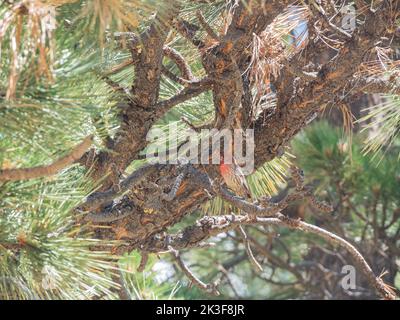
[0,0,399,300]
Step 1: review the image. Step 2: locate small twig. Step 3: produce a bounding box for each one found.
[314,3,352,38]
[101,75,131,96]
[354,0,369,12]
[162,65,189,85]
[169,246,220,296]
[237,225,263,273]
[286,63,318,81]
[112,268,132,300]
[154,78,212,116]
[0,135,93,182]
[290,166,305,190]
[173,18,204,48]
[110,163,122,192]
[102,60,134,77]
[181,116,213,132]
[137,252,149,272]
[217,265,241,298]
[290,166,333,212]
[137,138,190,161]
[196,10,219,41]
[307,193,334,212]
[110,31,139,49]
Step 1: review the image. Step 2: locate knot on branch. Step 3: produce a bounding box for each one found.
[289,166,334,213]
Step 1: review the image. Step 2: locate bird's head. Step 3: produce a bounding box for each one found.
[219,162,230,175]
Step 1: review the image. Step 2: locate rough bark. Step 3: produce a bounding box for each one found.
[75,0,400,299]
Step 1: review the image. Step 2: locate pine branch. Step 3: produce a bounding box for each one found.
[83,197,136,223]
[0,135,93,182]
[163,46,194,81]
[173,18,204,48]
[154,78,212,116]
[131,161,396,299]
[102,60,134,77]
[79,164,160,212]
[146,213,397,300]
[196,10,219,41]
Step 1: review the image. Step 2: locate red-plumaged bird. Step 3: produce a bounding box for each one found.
[219,158,252,200]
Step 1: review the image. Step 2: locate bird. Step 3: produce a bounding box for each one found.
[219,156,252,200]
